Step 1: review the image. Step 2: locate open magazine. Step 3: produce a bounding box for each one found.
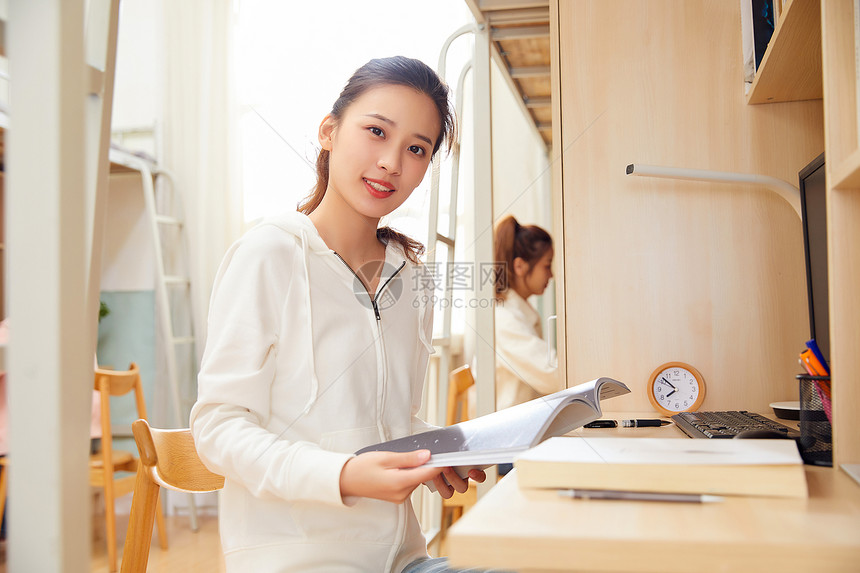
[356,377,630,470]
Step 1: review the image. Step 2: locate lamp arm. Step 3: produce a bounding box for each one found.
[626,163,801,220]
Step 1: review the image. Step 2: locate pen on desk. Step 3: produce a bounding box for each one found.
[558,489,723,503]
[621,419,671,427]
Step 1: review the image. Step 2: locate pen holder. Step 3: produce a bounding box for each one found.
[796,374,832,467]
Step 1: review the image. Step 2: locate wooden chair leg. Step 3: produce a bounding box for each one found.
[154,491,168,550]
[120,467,161,573]
[452,506,463,522]
[104,476,118,572]
[0,459,7,528]
[439,505,452,545]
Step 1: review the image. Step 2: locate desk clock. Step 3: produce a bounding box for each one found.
[647,362,706,415]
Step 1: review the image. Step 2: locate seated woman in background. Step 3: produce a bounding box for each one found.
[493,215,561,411]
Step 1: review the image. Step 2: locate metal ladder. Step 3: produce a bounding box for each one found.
[108,145,202,530]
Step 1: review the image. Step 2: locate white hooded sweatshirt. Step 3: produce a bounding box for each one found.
[494,289,560,410]
[190,211,436,572]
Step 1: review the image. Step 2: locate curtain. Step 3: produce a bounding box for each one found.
[159,0,242,366]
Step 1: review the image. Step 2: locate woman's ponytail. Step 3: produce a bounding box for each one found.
[493,215,553,299]
[494,215,519,297]
[298,149,330,215]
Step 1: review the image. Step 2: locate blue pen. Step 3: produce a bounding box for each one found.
[805,339,830,375]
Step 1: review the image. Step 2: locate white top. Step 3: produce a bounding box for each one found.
[494,289,561,410]
[190,211,436,572]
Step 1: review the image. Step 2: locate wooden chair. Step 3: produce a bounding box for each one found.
[92,363,167,572]
[121,419,224,573]
[439,365,478,544]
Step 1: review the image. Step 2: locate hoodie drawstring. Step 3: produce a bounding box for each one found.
[299,230,321,414]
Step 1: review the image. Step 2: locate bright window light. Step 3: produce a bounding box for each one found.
[233,0,473,230]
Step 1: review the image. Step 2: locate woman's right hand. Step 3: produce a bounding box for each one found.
[339,450,442,503]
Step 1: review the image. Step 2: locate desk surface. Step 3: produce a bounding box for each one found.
[447,417,860,573]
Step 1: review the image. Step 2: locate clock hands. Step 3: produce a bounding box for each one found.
[660,377,678,398]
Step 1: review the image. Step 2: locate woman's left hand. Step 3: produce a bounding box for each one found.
[432,467,486,499]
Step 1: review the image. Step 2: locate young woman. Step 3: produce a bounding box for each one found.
[493,215,560,411]
[191,57,485,572]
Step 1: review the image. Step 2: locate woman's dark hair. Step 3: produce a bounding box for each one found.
[298,56,456,262]
[494,215,553,298]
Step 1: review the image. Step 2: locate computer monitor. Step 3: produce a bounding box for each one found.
[799,152,829,364]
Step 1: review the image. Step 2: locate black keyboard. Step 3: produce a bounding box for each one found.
[671,410,800,439]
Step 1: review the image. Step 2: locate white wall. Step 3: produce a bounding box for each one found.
[111,0,158,154]
[491,63,552,232]
[490,60,555,321]
[101,0,159,295]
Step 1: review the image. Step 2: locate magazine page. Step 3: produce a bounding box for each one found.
[355,377,630,468]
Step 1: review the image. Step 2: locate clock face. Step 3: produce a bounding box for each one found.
[648,363,706,415]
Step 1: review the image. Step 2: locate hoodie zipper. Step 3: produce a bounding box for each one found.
[333,252,409,568]
[332,252,405,320]
[333,251,407,436]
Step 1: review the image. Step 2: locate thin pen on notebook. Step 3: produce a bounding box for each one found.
[558,489,723,503]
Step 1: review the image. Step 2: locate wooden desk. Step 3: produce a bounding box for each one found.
[447,420,860,572]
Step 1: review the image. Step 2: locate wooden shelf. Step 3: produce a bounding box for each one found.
[747,0,823,104]
[823,0,859,182]
[832,147,860,189]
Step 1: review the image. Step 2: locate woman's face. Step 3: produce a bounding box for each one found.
[319,84,441,222]
[519,247,554,297]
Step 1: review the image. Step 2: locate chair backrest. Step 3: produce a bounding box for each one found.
[446,365,475,426]
[95,362,144,398]
[94,361,148,434]
[120,419,224,573]
[133,419,224,493]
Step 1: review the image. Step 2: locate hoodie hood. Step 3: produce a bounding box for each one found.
[264,210,330,253]
[258,211,332,415]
